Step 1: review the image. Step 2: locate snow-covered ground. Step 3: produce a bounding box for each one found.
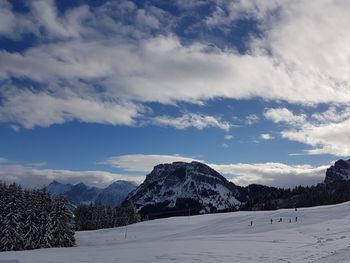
[3,202,350,263]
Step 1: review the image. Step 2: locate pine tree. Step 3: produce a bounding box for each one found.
[51,196,75,247]
[23,191,40,249]
[124,201,141,224]
[38,192,54,248]
[0,182,8,251]
[0,183,25,251]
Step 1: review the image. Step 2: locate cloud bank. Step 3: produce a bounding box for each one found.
[105,154,329,188]
[0,158,143,189]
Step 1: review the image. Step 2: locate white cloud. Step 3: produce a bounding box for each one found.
[281,119,350,156]
[211,162,328,188]
[0,1,36,39]
[2,0,350,129]
[0,158,143,188]
[264,108,306,125]
[311,106,350,124]
[153,113,231,131]
[104,154,328,188]
[245,114,259,125]
[260,133,273,140]
[0,87,143,128]
[104,154,203,173]
[224,134,233,140]
[262,106,350,156]
[30,0,83,39]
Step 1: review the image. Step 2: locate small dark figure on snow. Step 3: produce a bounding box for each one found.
[278,218,282,222]
[250,220,253,226]
[289,219,292,223]
[295,216,298,222]
[270,218,273,224]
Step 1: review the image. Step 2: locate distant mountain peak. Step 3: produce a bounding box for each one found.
[46,180,73,196]
[51,180,60,184]
[45,180,137,207]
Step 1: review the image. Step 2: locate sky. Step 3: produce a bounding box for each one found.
[1,0,350,189]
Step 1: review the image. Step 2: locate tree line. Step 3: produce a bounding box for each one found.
[75,201,140,231]
[0,182,75,252]
[240,181,350,211]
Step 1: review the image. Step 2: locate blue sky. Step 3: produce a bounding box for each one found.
[1,0,349,188]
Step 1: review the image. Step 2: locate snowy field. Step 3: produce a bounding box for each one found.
[3,202,350,263]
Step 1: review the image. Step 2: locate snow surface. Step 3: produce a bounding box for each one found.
[3,202,350,262]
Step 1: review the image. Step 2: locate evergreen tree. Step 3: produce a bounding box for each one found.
[23,191,40,249]
[0,183,75,251]
[51,196,75,247]
[0,183,24,251]
[39,192,55,248]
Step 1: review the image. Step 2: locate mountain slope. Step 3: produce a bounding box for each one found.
[325,159,350,184]
[95,181,137,206]
[64,182,102,204]
[127,161,243,216]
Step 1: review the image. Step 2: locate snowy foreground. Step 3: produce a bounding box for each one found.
[3,202,350,262]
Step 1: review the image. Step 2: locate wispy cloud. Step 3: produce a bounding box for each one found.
[260,133,273,140]
[224,134,233,140]
[264,108,306,125]
[245,114,259,125]
[153,113,231,131]
[104,154,203,173]
[264,106,350,156]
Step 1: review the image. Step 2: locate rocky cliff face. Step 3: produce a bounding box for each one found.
[325,159,350,184]
[127,161,244,215]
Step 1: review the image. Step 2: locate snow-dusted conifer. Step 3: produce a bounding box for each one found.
[0,183,25,251]
[51,195,75,247]
[23,191,40,249]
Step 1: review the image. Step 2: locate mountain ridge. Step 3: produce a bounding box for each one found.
[45,180,138,207]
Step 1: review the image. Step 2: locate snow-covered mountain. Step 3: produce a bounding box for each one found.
[45,180,73,196]
[95,181,138,206]
[64,182,102,204]
[325,159,350,184]
[127,161,244,215]
[45,180,137,206]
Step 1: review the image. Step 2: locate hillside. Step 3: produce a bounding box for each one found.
[3,202,350,262]
[126,161,244,217]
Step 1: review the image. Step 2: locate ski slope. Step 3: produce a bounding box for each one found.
[3,202,350,262]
